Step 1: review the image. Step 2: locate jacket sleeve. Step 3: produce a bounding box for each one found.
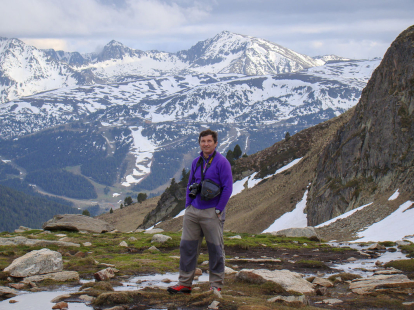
[215,157,233,212]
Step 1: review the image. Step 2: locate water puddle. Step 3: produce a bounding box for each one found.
[0,288,91,310]
[327,242,410,277]
[0,272,209,310]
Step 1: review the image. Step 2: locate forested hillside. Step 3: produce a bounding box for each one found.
[0,184,78,232]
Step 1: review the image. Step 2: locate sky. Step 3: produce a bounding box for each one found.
[1,0,413,59]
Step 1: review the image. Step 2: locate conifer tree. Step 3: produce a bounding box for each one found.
[233,144,242,159]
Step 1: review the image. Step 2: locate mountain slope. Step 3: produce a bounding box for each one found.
[148,26,414,241]
[307,25,414,226]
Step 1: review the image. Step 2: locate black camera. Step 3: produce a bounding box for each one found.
[188,183,201,198]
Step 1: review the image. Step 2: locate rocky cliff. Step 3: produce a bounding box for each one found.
[307,26,414,226]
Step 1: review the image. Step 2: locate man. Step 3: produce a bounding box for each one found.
[168,129,233,294]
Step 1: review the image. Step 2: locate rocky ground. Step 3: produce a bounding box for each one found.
[0,224,414,309]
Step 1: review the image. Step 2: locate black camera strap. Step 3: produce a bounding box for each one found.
[200,150,216,182]
[191,150,216,184]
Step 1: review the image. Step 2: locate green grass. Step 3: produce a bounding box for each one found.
[384,259,414,272]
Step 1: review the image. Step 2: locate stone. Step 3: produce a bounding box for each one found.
[22,271,80,283]
[55,234,67,237]
[52,301,68,309]
[119,241,128,247]
[83,242,92,246]
[94,267,116,281]
[162,278,172,283]
[135,229,145,233]
[151,234,172,243]
[236,269,314,294]
[350,274,414,294]
[312,277,334,287]
[367,243,386,250]
[74,251,88,258]
[43,214,114,233]
[195,268,202,275]
[4,248,63,277]
[270,227,319,239]
[144,228,164,234]
[0,236,80,247]
[225,266,237,274]
[374,268,402,275]
[267,295,308,305]
[207,300,220,310]
[228,235,242,239]
[396,240,411,246]
[316,287,328,296]
[79,294,95,302]
[148,246,160,252]
[0,286,19,299]
[321,298,343,304]
[128,237,137,241]
[51,294,72,303]
[9,300,18,303]
[347,257,357,262]
[9,283,26,290]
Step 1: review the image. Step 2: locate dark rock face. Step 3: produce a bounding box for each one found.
[307,26,414,226]
[139,180,186,229]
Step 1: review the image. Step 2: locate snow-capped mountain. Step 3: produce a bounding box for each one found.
[1,31,347,104]
[0,37,98,104]
[0,31,381,200]
[178,31,322,75]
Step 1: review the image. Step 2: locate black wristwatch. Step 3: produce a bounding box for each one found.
[215,209,221,215]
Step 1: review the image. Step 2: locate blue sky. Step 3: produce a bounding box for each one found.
[1,0,413,59]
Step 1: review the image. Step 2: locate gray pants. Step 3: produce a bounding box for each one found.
[178,205,225,288]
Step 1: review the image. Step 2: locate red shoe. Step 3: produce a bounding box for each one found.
[167,284,192,294]
[210,286,222,292]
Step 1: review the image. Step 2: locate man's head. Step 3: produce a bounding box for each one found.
[199,129,218,157]
[198,129,218,144]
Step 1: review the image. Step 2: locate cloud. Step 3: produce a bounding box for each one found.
[0,0,413,58]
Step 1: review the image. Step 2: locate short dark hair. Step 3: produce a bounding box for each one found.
[199,129,218,143]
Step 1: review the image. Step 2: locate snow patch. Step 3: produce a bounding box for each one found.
[316,203,373,228]
[388,189,399,201]
[262,190,308,233]
[354,201,414,242]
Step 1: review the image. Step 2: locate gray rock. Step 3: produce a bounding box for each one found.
[148,246,160,252]
[267,295,308,305]
[270,227,319,239]
[119,241,128,247]
[236,269,314,294]
[151,234,172,243]
[350,274,414,294]
[4,248,63,277]
[94,267,116,281]
[0,236,80,247]
[145,228,164,234]
[43,214,114,233]
[0,286,19,299]
[367,243,386,250]
[23,271,79,283]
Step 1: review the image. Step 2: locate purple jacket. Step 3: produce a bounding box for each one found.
[185,150,233,212]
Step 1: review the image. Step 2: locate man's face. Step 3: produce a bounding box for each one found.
[199,134,218,156]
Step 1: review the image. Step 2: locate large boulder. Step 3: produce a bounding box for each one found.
[43,214,114,233]
[270,227,319,239]
[236,269,315,294]
[4,248,63,277]
[349,274,414,294]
